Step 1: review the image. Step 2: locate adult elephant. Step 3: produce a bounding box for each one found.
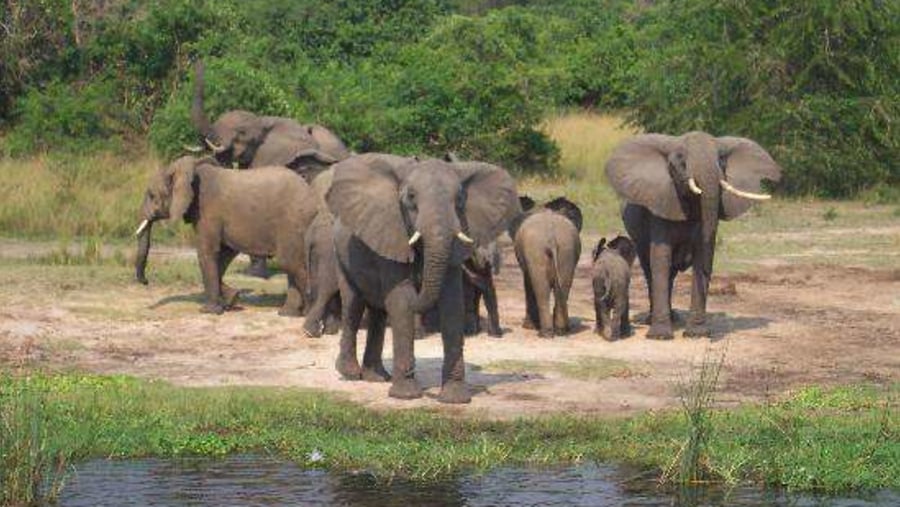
[190,61,350,277]
[605,131,781,339]
[327,154,519,403]
[134,156,319,316]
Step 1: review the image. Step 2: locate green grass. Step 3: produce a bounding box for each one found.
[480,357,639,381]
[0,372,895,492]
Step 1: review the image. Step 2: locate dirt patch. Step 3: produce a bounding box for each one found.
[1,239,898,420]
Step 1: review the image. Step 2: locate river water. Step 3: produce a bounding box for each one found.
[57,455,897,506]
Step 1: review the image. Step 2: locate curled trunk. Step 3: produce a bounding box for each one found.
[412,233,452,313]
[190,61,215,141]
[135,221,153,284]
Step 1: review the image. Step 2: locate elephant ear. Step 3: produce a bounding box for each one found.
[605,134,686,221]
[167,157,197,220]
[251,123,336,169]
[716,137,782,220]
[326,154,416,263]
[453,162,520,245]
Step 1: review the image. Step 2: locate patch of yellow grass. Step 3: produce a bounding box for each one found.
[543,111,639,181]
[523,112,640,234]
[0,153,189,243]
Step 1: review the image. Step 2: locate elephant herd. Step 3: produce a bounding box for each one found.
[134,63,782,404]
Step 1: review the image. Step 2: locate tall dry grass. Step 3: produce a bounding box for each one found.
[524,111,639,234]
[0,153,187,242]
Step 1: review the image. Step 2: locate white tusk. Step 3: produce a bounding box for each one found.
[134,219,150,237]
[204,137,226,153]
[183,145,204,153]
[687,177,703,195]
[408,231,422,246]
[456,231,474,244]
[720,180,771,200]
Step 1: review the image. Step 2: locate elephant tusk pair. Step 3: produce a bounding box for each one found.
[687,177,703,195]
[204,137,227,153]
[407,230,474,246]
[134,219,150,237]
[720,180,771,200]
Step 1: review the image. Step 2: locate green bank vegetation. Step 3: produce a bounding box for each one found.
[2,0,898,197]
[0,372,897,495]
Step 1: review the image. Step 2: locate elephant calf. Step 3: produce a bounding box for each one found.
[591,235,636,341]
[302,210,341,337]
[134,156,319,316]
[511,196,583,338]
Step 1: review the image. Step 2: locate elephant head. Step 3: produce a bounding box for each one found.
[190,61,340,171]
[326,154,519,312]
[543,196,584,232]
[605,131,781,271]
[134,156,206,284]
[593,235,636,266]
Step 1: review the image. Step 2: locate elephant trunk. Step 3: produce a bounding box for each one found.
[693,162,721,275]
[134,219,154,285]
[190,61,216,143]
[412,231,453,313]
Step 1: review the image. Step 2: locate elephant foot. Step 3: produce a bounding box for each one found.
[646,324,674,340]
[222,287,241,309]
[323,315,340,335]
[537,329,554,339]
[243,259,271,279]
[200,303,225,315]
[621,324,634,338]
[388,378,423,400]
[487,327,503,338]
[438,380,472,404]
[684,324,711,338]
[553,326,569,336]
[361,365,391,383]
[302,320,322,338]
[278,306,304,317]
[336,355,362,380]
[521,318,536,330]
[641,311,681,326]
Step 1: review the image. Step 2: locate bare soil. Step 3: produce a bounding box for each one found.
[1,235,898,420]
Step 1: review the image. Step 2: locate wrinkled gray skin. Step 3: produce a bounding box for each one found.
[302,210,341,338]
[134,156,319,316]
[511,197,583,338]
[328,154,520,403]
[592,235,636,341]
[423,241,503,337]
[191,61,351,278]
[606,131,781,339]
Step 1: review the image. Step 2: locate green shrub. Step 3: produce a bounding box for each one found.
[3,80,133,156]
[629,0,900,197]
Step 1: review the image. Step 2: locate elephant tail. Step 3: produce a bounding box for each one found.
[546,240,565,304]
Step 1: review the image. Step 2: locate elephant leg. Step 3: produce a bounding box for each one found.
[481,272,502,337]
[279,272,307,317]
[217,247,241,309]
[323,295,341,335]
[197,237,224,315]
[597,297,612,340]
[335,273,365,380]
[361,307,390,382]
[462,276,479,336]
[620,288,633,337]
[385,281,422,400]
[526,261,553,337]
[517,253,540,330]
[647,235,674,339]
[302,293,328,337]
[685,259,712,338]
[438,265,470,404]
[552,264,574,336]
[244,255,271,279]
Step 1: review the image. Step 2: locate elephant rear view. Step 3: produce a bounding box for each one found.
[512,197,583,337]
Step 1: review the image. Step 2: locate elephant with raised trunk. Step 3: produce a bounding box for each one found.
[327,154,520,403]
[606,131,781,339]
[191,61,351,278]
[134,156,319,316]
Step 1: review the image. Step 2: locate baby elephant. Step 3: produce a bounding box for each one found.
[512,196,582,337]
[591,235,636,340]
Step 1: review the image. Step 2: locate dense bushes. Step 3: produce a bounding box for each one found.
[2,0,898,194]
[630,0,900,196]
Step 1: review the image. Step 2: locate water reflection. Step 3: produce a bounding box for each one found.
[58,455,897,507]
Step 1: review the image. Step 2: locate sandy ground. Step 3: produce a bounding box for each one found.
[1,236,898,420]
